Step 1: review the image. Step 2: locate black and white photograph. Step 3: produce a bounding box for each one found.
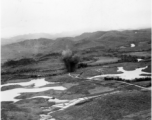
[1,0,151,120]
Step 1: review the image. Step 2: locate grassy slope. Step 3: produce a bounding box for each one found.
[52,90,151,120]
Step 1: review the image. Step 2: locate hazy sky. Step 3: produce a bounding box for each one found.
[1,0,151,38]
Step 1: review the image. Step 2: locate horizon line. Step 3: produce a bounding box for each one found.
[1,27,151,39]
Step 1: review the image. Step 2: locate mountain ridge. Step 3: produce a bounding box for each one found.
[1,28,151,63]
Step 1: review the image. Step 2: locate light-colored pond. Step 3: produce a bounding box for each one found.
[1,78,53,88]
[131,43,135,47]
[0,78,66,102]
[1,87,66,102]
[137,59,143,62]
[88,66,151,80]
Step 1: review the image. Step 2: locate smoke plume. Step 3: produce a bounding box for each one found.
[61,47,79,72]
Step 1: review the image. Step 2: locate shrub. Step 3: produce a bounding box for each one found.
[104,76,151,82]
[2,58,36,67]
[118,55,138,62]
[78,63,88,68]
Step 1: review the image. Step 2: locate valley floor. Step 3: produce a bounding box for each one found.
[1,61,151,120]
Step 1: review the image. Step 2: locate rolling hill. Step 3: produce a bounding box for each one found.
[1,28,151,63]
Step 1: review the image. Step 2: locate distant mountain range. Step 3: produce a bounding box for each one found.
[1,32,79,45]
[1,28,151,63]
[1,33,55,45]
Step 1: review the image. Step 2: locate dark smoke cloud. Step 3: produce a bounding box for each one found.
[62,48,80,72]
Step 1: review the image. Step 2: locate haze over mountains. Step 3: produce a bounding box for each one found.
[1,28,151,63]
[1,31,81,45]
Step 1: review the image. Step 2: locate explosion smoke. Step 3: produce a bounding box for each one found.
[61,47,79,72]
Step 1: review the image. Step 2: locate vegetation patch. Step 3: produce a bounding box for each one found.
[1,101,39,120]
[142,65,151,73]
[118,55,138,62]
[89,57,119,66]
[46,75,87,83]
[88,86,113,94]
[2,58,36,67]
[132,81,151,87]
[125,52,151,57]
[1,85,22,91]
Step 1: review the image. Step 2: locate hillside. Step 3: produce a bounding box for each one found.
[1,33,55,45]
[1,32,78,45]
[1,28,151,120]
[1,28,151,63]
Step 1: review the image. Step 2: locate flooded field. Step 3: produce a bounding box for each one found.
[1,64,151,120]
[88,66,151,80]
[1,79,66,102]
